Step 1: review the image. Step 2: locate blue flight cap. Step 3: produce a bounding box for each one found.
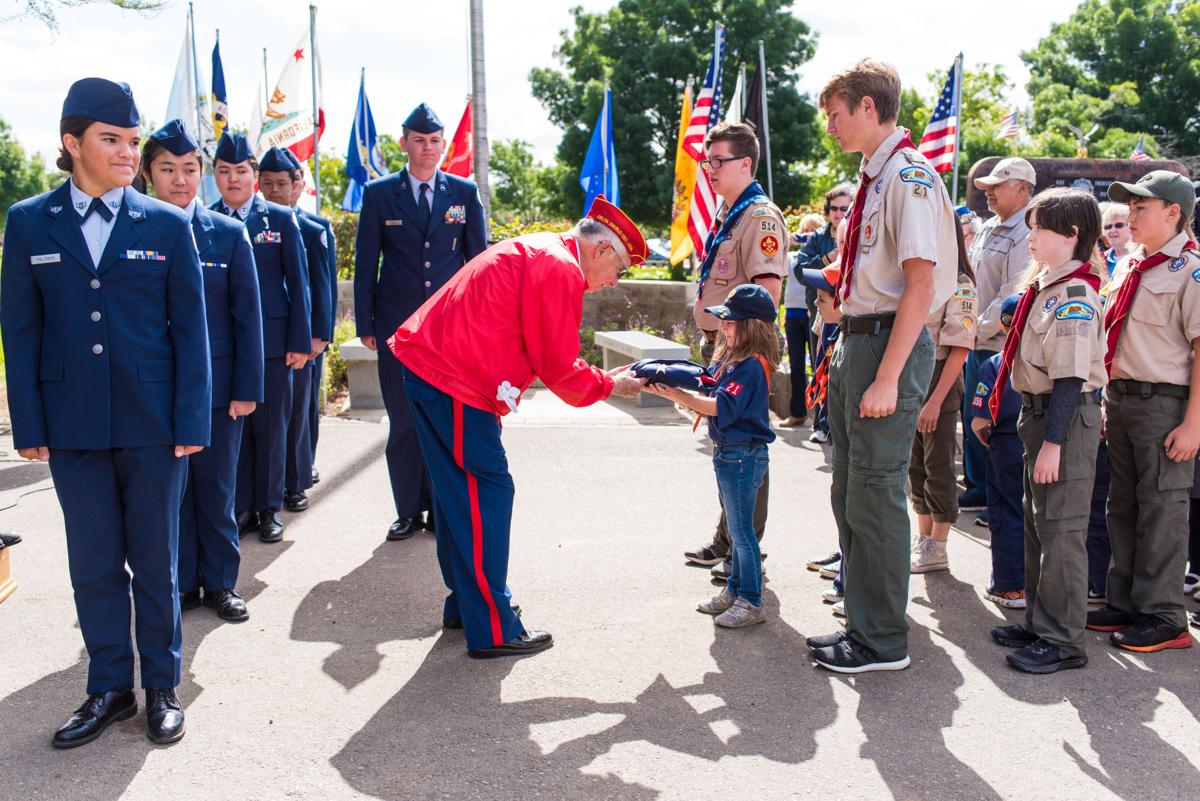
[259,146,298,174]
[61,77,139,126]
[704,283,777,322]
[214,132,255,165]
[403,102,444,134]
[149,119,198,156]
[282,148,303,171]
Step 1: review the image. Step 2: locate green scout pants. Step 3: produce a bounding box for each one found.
[1104,390,1192,630]
[1018,398,1101,657]
[909,358,965,523]
[828,324,934,661]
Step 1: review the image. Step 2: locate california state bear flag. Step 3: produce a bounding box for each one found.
[257,20,325,162]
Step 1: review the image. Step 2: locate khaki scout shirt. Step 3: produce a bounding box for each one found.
[926,272,978,360]
[1012,260,1107,395]
[970,203,1032,352]
[842,127,959,318]
[1110,232,1200,385]
[694,197,789,331]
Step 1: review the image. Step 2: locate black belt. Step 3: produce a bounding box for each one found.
[1021,392,1099,415]
[842,314,896,335]
[1107,379,1190,399]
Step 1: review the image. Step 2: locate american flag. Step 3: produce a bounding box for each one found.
[997,110,1020,140]
[918,60,959,173]
[1130,134,1151,161]
[684,23,726,257]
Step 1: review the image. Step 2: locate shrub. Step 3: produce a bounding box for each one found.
[323,315,358,398]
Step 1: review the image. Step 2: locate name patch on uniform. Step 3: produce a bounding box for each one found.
[124,250,167,261]
[200,261,228,269]
[759,235,780,257]
[899,166,934,188]
[30,253,61,265]
[1067,285,1087,298]
[1169,257,1186,272]
[444,205,467,224]
[253,231,282,245]
[1043,295,1059,312]
[385,219,404,226]
[1055,301,1095,321]
[724,381,744,397]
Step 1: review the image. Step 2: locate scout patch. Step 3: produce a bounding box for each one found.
[975,381,989,397]
[1192,268,1200,284]
[1043,295,1059,312]
[1055,301,1095,321]
[759,235,780,257]
[864,223,872,241]
[911,185,928,199]
[751,207,772,217]
[30,253,61,265]
[444,204,467,224]
[254,231,282,245]
[953,286,976,300]
[963,317,974,330]
[899,166,934,188]
[1066,285,1087,298]
[1169,257,1186,272]
[759,219,779,234]
[124,250,167,261]
[724,381,744,397]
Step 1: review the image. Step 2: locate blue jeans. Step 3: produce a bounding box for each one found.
[961,350,997,495]
[714,442,769,606]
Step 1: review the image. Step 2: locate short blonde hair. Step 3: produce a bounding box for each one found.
[818,59,902,123]
[1101,202,1129,223]
[799,213,824,234]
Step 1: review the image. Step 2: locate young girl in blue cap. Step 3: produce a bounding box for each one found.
[644,283,779,627]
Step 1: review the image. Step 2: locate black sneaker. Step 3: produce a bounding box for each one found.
[957,490,987,512]
[805,552,841,571]
[806,629,847,650]
[1006,639,1087,674]
[1189,611,1200,630]
[991,623,1038,648]
[684,545,726,567]
[1086,605,1137,632]
[1110,616,1192,653]
[812,635,910,673]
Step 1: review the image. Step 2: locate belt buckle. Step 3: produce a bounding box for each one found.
[869,319,881,335]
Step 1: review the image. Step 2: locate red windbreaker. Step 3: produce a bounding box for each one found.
[387,232,614,416]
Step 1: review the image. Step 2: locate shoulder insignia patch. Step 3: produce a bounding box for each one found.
[912,185,928,199]
[953,286,976,300]
[899,166,934,188]
[1043,295,1059,312]
[1192,268,1200,284]
[975,381,990,396]
[751,207,772,217]
[1067,284,1087,298]
[724,381,744,397]
[759,235,780,257]
[759,219,779,234]
[1055,301,1096,321]
[1169,256,1186,272]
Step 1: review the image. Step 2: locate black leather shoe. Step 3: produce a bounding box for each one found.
[284,491,309,512]
[0,530,22,549]
[386,516,419,541]
[236,511,259,538]
[444,604,522,630]
[145,688,185,745]
[468,629,553,659]
[991,624,1038,648]
[259,510,285,543]
[51,689,137,748]
[180,589,202,611]
[422,512,436,534]
[1006,639,1087,674]
[311,467,320,485]
[203,589,249,622]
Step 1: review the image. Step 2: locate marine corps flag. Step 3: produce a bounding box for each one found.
[669,83,697,265]
[441,99,473,178]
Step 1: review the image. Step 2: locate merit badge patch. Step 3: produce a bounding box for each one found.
[899,166,934,188]
[759,235,780,257]
[1043,295,1059,312]
[1055,301,1096,321]
[724,381,744,397]
[444,205,467,224]
[124,250,167,261]
[254,231,282,245]
[1169,257,1186,272]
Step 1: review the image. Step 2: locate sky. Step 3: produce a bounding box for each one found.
[0,0,1083,167]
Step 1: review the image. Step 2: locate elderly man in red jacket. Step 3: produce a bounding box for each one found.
[388,197,647,658]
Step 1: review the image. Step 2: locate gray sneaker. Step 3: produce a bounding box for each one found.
[714,597,765,628]
[697,587,735,615]
[911,536,949,573]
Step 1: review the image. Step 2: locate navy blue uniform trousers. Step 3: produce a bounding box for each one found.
[238,358,292,513]
[310,353,324,461]
[286,361,314,493]
[379,315,430,518]
[49,446,186,693]
[986,430,1025,592]
[1087,441,1112,596]
[404,370,522,650]
[962,349,998,495]
[180,410,244,593]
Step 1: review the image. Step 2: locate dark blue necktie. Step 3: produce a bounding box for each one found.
[415,183,431,230]
[83,197,114,222]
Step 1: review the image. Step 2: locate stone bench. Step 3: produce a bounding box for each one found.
[339,338,384,409]
[593,330,691,408]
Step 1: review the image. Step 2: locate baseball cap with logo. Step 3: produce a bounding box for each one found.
[974,157,1037,189]
[1108,169,1196,219]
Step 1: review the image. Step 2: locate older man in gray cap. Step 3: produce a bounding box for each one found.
[960,157,1037,513]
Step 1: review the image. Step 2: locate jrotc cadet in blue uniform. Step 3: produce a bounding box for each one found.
[258,147,331,513]
[1,79,210,746]
[212,133,311,543]
[353,102,489,541]
[143,120,264,622]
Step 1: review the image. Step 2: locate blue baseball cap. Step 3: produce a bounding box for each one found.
[259,146,298,174]
[61,77,139,127]
[214,132,255,165]
[1000,292,1021,329]
[704,283,777,322]
[149,119,198,156]
[403,102,443,134]
[797,265,841,294]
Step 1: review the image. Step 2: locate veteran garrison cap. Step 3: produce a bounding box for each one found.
[1108,170,1196,219]
[214,132,255,165]
[585,195,649,265]
[149,119,198,156]
[61,77,139,127]
[403,103,444,134]
[259,146,298,174]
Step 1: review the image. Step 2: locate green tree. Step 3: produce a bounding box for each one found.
[489,139,546,221]
[312,154,349,216]
[0,117,52,230]
[5,0,165,29]
[377,134,408,174]
[530,0,821,225]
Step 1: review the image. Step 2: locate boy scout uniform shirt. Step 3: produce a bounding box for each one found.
[970,204,1032,352]
[1011,260,1107,395]
[925,273,978,360]
[842,127,959,318]
[1108,232,1200,386]
[693,199,788,331]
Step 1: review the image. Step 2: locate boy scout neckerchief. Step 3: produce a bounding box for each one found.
[1103,239,1198,377]
[696,180,769,289]
[989,261,1101,421]
[837,130,918,301]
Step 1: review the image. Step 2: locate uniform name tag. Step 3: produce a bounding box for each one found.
[253,231,282,245]
[200,261,228,269]
[385,219,404,226]
[125,250,167,261]
[31,253,61,265]
[444,205,467,224]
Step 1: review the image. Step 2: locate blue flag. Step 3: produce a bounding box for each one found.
[342,71,388,212]
[579,87,619,214]
[211,38,228,141]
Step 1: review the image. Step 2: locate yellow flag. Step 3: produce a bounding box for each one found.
[669,85,697,266]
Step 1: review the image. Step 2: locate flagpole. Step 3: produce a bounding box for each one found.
[739,63,747,118]
[469,0,491,222]
[309,4,321,212]
[262,48,269,108]
[950,52,964,204]
[757,40,773,201]
[602,83,610,201]
[187,2,207,204]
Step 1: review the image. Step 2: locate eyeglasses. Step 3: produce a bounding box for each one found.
[700,155,747,171]
[828,205,851,214]
[1103,221,1127,230]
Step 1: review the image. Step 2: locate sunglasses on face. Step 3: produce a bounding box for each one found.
[828,205,850,214]
[1103,221,1127,230]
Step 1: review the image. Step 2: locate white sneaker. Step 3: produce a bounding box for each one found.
[911,537,949,573]
[808,429,830,444]
[822,589,843,604]
[831,600,846,618]
[818,560,841,580]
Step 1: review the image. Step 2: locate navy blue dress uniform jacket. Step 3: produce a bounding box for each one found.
[192,204,265,406]
[2,183,211,449]
[210,196,311,356]
[296,211,334,342]
[298,207,338,337]
[353,168,488,339]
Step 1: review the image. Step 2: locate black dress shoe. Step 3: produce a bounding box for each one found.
[0,530,22,549]
[444,604,522,629]
[1006,639,1087,674]
[145,688,185,744]
[423,512,436,534]
[284,491,310,512]
[259,510,285,543]
[468,629,553,659]
[236,511,259,538]
[180,589,202,611]
[991,623,1038,648]
[311,467,320,485]
[203,589,249,622]
[52,689,137,748]
[386,516,419,541]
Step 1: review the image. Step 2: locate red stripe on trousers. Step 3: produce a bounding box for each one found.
[453,399,504,646]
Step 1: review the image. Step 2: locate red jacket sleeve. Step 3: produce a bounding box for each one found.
[520,254,613,407]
